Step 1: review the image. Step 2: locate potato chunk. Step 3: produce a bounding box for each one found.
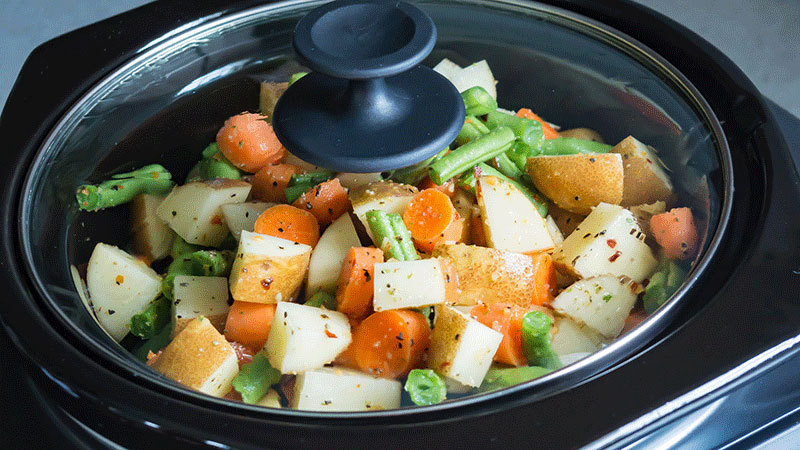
[156,179,251,246]
[306,214,361,299]
[551,276,639,338]
[427,305,503,387]
[131,193,174,261]
[293,367,401,411]
[335,172,384,190]
[551,316,604,357]
[86,243,162,342]
[172,276,230,336]
[151,316,239,397]
[265,302,352,374]
[228,230,311,304]
[349,180,418,244]
[556,203,657,283]
[373,259,448,311]
[220,201,275,240]
[610,136,674,206]
[527,153,623,214]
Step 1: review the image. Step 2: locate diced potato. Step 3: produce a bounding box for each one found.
[432,58,463,81]
[131,194,174,262]
[527,153,623,215]
[156,179,251,246]
[551,276,639,338]
[559,128,604,143]
[266,302,352,374]
[172,276,230,336]
[293,367,401,411]
[432,243,539,307]
[373,259,448,311]
[284,152,328,173]
[255,389,282,408]
[427,305,503,387]
[306,214,361,299]
[610,136,675,207]
[451,188,477,243]
[259,81,289,122]
[551,316,604,357]
[548,204,584,237]
[151,316,239,397]
[349,180,418,244]
[335,172,384,191]
[71,264,115,340]
[220,201,275,240]
[555,203,658,283]
[229,231,311,304]
[86,243,162,342]
[545,215,564,245]
[477,176,554,254]
[434,59,497,100]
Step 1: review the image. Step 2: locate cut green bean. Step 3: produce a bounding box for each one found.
[492,152,525,180]
[162,257,193,301]
[540,137,613,155]
[191,250,235,277]
[387,147,449,185]
[130,296,171,340]
[643,256,687,313]
[429,127,515,185]
[284,183,312,204]
[455,116,491,147]
[366,210,419,261]
[457,170,477,194]
[475,163,548,217]
[232,353,282,404]
[461,86,498,116]
[170,236,203,260]
[388,213,419,261]
[305,291,337,309]
[521,310,561,370]
[288,72,308,86]
[76,164,175,212]
[404,369,447,406]
[478,366,552,392]
[484,111,544,149]
[288,171,335,187]
[131,321,174,362]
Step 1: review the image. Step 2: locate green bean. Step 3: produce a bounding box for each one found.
[388,213,419,261]
[305,291,337,309]
[455,116,491,147]
[130,296,171,340]
[201,142,222,159]
[429,127,515,185]
[475,163,548,217]
[457,169,477,194]
[170,236,203,260]
[387,147,449,185]
[477,366,552,392]
[643,256,687,313]
[484,111,544,149]
[540,137,613,155]
[461,86,498,116]
[288,72,308,86]
[288,171,335,187]
[191,250,235,277]
[76,164,175,212]
[492,152,525,180]
[162,257,193,301]
[231,353,282,404]
[131,321,174,362]
[366,210,419,261]
[404,369,447,406]
[284,183,312,204]
[521,311,561,370]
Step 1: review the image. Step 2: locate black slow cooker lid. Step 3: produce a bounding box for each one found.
[0,0,798,448]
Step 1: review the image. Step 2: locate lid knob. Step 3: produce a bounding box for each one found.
[273,0,465,172]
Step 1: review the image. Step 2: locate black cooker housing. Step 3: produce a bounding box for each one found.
[1,0,799,448]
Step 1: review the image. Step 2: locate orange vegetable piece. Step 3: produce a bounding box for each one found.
[650,207,699,260]
[251,163,304,202]
[470,303,528,367]
[253,204,320,247]
[529,252,557,306]
[470,213,487,247]
[291,178,351,227]
[336,247,384,320]
[216,112,285,173]
[516,108,560,140]
[419,176,457,197]
[350,310,430,378]
[403,189,462,253]
[224,302,277,351]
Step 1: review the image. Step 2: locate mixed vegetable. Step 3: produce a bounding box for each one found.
[73,59,700,411]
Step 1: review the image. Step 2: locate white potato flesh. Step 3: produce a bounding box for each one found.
[434,59,497,100]
[86,243,162,342]
[306,214,361,299]
[293,367,401,412]
[477,176,554,254]
[156,179,251,246]
[557,203,657,283]
[131,193,174,261]
[551,276,639,338]
[71,264,115,340]
[266,302,352,374]
[335,172,384,190]
[220,201,274,240]
[433,58,464,81]
[256,389,282,408]
[551,316,604,357]
[373,259,447,311]
[427,305,503,387]
[173,276,230,335]
[545,215,565,245]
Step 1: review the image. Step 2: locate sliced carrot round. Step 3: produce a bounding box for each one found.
[403,189,462,252]
[251,163,304,202]
[351,310,430,379]
[292,178,351,227]
[216,112,285,173]
[224,301,277,351]
[336,247,384,320]
[650,207,699,260]
[254,204,320,247]
[470,303,528,367]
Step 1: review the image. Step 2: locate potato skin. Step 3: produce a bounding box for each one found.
[559,128,604,143]
[229,251,309,304]
[432,243,538,307]
[610,136,675,207]
[426,305,468,377]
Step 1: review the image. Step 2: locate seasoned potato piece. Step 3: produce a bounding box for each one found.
[349,180,418,244]
[433,59,497,100]
[131,193,174,262]
[293,367,401,411]
[432,243,539,307]
[373,259,448,311]
[548,204,585,237]
[335,172,384,191]
[451,188,477,243]
[228,231,311,304]
[220,201,275,240]
[259,81,289,122]
[527,153,623,215]
[545,215,564,245]
[151,316,239,397]
[610,136,675,206]
[265,302,352,374]
[427,305,503,387]
[551,276,640,339]
[555,203,657,283]
[172,276,230,336]
[306,214,361,299]
[559,128,604,143]
[551,316,604,357]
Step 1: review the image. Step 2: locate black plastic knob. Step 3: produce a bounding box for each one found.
[273,0,465,173]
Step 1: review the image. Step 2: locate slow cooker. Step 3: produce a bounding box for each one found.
[1,0,799,448]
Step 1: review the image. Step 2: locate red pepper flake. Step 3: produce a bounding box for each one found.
[324,330,337,338]
[646,158,653,164]
[608,250,622,262]
[606,239,617,248]
[211,215,223,225]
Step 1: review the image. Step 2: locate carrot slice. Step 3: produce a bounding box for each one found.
[351,310,430,378]
[216,112,286,172]
[516,108,560,140]
[251,163,304,202]
[291,178,351,227]
[253,204,320,247]
[470,303,527,367]
[529,252,557,306]
[419,176,457,197]
[336,247,384,320]
[650,207,699,260]
[403,189,462,253]
[224,302,277,351]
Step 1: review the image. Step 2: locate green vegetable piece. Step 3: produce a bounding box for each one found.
[478,366,552,392]
[130,296,171,340]
[162,257,193,301]
[305,291,337,309]
[365,210,419,261]
[191,250,235,277]
[76,164,175,212]
[186,143,242,182]
[288,171,335,187]
[484,111,545,149]
[387,147,449,185]
[404,369,447,406]
[492,152,525,180]
[521,311,561,370]
[284,183,312,204]
[288,72,308,86]
[201,142,222,159]
[540,137,613,155]
[428,127,515,185]
[131,321,174,362]
[415,306,434,328]
[455,116,491,147]
[461,86,498,116]
[232,353,282,404]
[457,170,477,194]
[170,236,203,260]
[388,213,419,261]
[643,257,687,313]
[475,163,548,217]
